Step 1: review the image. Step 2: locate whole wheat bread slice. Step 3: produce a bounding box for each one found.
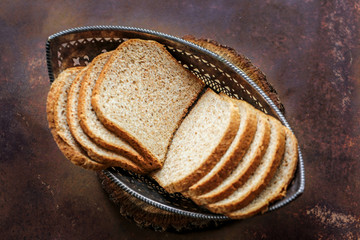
[66,67,145,174]
[186,96,257,197]
[152,89,240,193]
[92,39,205,167]
[77,51,157,172]
[205,116,286,214]
[48,67,107,170]
[228,127,298,219]
[191,111,271,205]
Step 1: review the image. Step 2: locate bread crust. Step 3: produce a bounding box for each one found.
[191,112,271,205]
[77,51,159,172]
[228,127,298,219]
[187,97,258,196]
[47,71,65,129]
[155,90,241,193]
[51,129,108,170]
[52,67,84,146]
[66,67,145,174]
[205,116,286,214]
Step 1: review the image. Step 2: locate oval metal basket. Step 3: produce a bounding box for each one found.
[46,25,305,220]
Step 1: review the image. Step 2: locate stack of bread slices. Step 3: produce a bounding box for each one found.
[47,38,298,219]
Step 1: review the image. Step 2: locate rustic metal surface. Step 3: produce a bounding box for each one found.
[0,0,359,239]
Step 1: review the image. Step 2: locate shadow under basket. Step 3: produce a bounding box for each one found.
[46,26,305,230]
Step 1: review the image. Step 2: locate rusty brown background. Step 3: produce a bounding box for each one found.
[1,0,359,239]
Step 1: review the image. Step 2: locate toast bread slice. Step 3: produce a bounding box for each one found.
[205,116,286,214]
[66,67,145,174]
[92,39,205,167]
[190,111,271,205]
[78,51,158,172]
[152,89,240,193]
[228,127,298,219]
[186,96,258,197]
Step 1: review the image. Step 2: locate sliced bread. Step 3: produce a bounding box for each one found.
[92,39,205,167]
[49,67,107,170]
[77,51,157,172]
[205,116,286,214]
[191,112,271,205]
[228,127,298,219]
[66,67,145,174]
[152,89,240,193]
[186,96,257,197]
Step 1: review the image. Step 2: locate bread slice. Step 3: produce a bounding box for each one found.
[66,67,145,174]
[92,39,205,167]
[186,96,257,197]
[191,112,271,205]
[48,67,107,170]
[205,116,286,214]
[77,51,157,172]
[152,89,240,193]
[228,127,298,219]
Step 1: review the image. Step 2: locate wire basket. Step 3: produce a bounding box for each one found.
[46,26,305,220]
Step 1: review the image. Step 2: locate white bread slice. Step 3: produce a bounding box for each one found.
[205,116,286,214]
[186,96,258,197]
[152,89,240,193]
[228,127,298,219]
[191,112,271,205]
[92,39,205,167]
[49,68,107,170]
[66,67,145,174]
[77,51,157,172]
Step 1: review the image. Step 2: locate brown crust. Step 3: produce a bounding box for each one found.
[77,52,159,172]
[92,39,205,167]
[160,91,241,193]
[228,127,298,219]
[271,128,299,201]
[182,35,285,114]
[51,129,108,170]
[46,72,64,129]
[191,112,271,205]
[52,67,84,146]
[206,116,286,214]
[187,96,258,196]
[66,67,145,174]
[47,68,108,170]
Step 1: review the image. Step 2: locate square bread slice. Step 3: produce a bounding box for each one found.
[77,51,157,172]
[186,96,258,197]
[152,89,240,193]
[66,67,145,174]
[228,127,298,219]
[191,111,271,205]
[205,116,286,214]
[48,67,107,170]
[92,39,205,167]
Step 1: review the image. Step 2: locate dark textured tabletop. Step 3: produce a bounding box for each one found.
[1,1,359,239]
